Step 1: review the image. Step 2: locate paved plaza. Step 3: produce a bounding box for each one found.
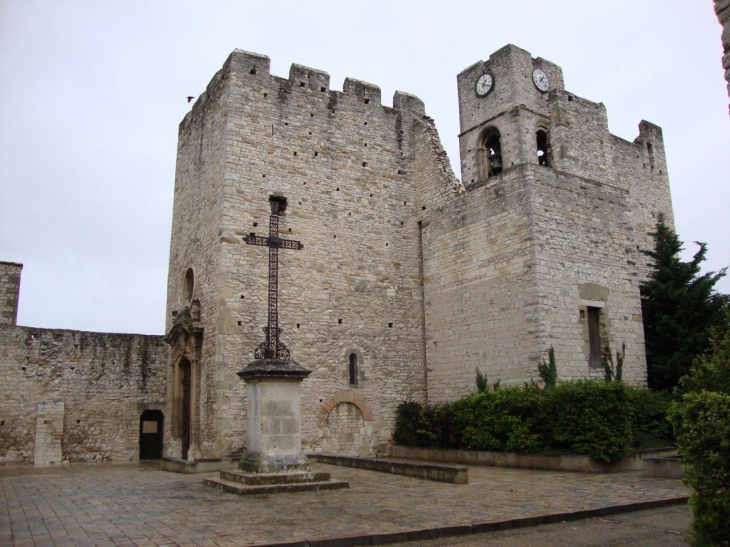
[0,461,690,547]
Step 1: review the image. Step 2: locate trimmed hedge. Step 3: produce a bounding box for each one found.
[395,381,673,463]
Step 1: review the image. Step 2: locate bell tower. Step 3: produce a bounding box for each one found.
[456,44,564,187]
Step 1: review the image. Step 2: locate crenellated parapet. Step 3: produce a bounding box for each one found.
[181,49,429,132]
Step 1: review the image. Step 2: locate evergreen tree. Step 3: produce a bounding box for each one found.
[640,214,728,391]
[677,308,730,396]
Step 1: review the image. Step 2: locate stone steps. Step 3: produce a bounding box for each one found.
[219,469,332,485]
[203,475,349,495]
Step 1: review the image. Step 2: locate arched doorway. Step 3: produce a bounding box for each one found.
[139,409,164,460]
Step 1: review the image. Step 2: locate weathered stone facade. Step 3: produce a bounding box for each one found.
[0,264,168,465]
[164,44,674,460]
[716,0,730,113]
[0,44,676,465]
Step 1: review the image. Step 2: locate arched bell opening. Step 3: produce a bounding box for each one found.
[477,128,503,180]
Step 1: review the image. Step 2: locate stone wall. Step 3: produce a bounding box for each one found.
[0,261,22,326]
[0,325,168,464]
[716,0,730,114]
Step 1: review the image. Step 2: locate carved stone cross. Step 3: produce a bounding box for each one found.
[243,196,303,360]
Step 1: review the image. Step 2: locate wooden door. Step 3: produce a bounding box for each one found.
[181,360,192,460]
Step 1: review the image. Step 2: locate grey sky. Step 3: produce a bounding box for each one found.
[1,1,728,335]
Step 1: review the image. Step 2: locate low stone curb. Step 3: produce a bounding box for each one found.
[255,496,690,547]
[309,454,469,484]
[392,445,678,473]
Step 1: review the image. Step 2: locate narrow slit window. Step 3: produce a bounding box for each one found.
[647,142,655,169]
[536,130,549,166]
[587,307,601,367]
[348,353,358,386]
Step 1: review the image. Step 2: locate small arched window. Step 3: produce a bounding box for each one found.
[348,353,358,386]
[536,129,549,166]
[478,128,503,180]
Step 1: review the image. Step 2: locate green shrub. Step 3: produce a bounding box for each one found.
[541,381,633,462]
[670,391,730,546]
[453,386,548,453]
[538,346,557,388]
[602,342,625,383]
[626,387,674,448]
[475,368,488,393]
[393,401,435,448]
[394,381,671,463]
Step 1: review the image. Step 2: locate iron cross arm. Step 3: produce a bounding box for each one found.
[243,233,304,250]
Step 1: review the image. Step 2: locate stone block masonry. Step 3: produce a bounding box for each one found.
[0,261,22,327]
[33,401,64,467]
[0,323,168,464]
[165,44,675,457]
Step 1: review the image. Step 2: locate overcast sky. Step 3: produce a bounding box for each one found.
[1,1,728,335]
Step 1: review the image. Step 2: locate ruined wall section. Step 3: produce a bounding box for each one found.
[0,261,22,327]
[547,91,613,184]
[165,58,232,459]
[422,168,540,403]
[716,0,730,114]
[410,110,464,403]
[529,165,647,384]
[622,122,674,278]
[209,51,430,456]
[411,114,463,212]
[0,326,167,464]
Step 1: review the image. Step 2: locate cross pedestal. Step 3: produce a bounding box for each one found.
[237,359,311,473]
[203,196,349,494]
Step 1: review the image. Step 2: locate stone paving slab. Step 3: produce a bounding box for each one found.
[0,461,689,547]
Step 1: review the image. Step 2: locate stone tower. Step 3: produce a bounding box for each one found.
[164,45,674,462]
[164,50,451,463]
[421,45,673,402]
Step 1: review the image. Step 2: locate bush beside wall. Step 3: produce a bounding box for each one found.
[395,381,673,463]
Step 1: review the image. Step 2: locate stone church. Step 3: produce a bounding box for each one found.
[0,44,673,467]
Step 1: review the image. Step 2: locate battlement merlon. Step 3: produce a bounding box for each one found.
[0,260,23,327]
[635,120,664,144]
[343,77,381,105]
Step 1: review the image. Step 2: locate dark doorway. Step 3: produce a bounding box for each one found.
[139,409,164,460]
[181,359,192,460]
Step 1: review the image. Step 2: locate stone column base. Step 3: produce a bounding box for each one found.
[239,451,311,473]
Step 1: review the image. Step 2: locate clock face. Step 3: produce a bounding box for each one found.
[475,73,494,97]
[532,68,550,92]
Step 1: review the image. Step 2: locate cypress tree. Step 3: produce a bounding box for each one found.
[640,214,728,391]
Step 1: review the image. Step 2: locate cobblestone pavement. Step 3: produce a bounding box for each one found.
[388,505,691,547]
[0,461,690,547]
